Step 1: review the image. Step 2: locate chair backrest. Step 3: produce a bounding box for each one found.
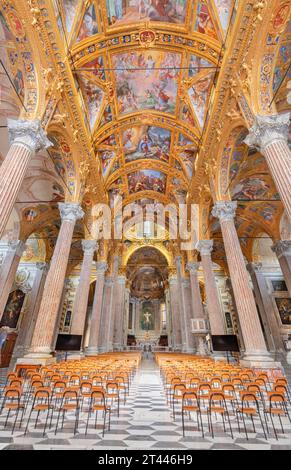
[209,391,226,407]
[240,392,259,410]
[9,379,23,389]
[31,380,44,390]
[4,387,21,401]
[269,393,285,406]
[91,390,106,406]
[34,388,51,400]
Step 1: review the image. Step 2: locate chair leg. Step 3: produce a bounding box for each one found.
[102,410,106,438]
[44,409,50,437]
[12,408,20,434]
[182,409,185,437]
[25,409,33,435]
[85,407,91,435]
[55,408,62,435]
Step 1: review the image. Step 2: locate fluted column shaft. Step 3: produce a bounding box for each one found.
[175,257,191,351]
[86,262,107,355]
[13,263,49,357]
[169,277,182,350]
[113,276,126,350]
[245,113,291,221]
[187,263,205,319]
[272,241,291,296]
[0,241,26,319]
[0,120,51,238]
[197,241,225,335]
[212,202,270,360]
[28,203,84,357]
[107,256,120,350]
[99,278,114,352]
[70,241,97,338]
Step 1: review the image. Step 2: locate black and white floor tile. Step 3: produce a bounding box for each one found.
[0,360,291,450]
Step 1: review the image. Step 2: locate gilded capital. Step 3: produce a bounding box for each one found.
[8,119,52,153]
[196,240,213,256]
[244,113,290,152]
[272,240,291,258]
[212,201,237,222]
[82,239,98,255]
[58,203,84,223]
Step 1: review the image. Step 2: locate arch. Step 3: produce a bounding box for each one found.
[123,243,172,267]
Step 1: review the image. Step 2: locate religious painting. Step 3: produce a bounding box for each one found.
[140,302,155,331]
[0,11,14,40]
[128,169,166,194]
[272,280,287,292]
[78,75,104,130]
[13,69,24,101]
[113,50,181,115]
[178,133,193,146]
[272,3,290,30]
[5,9,25,39]
[107,0,188,26]
[23,208,38,222]
[99,150,116,176]
[22,237,45,262]
[195,1,218,40]
[99,134,117,147]
[62,0,79,33]
[123,126,171,163]
[77,4,98,42]
[81,56,106,81]
[214,0,232,33]
[179,150,197,178]
[231,177,271,200]
[181,105,195,127]
[0,290,25,329]
[275,298,291,325]
[100,105,113,126]
[189,73,214,128]
[188,54,214,77]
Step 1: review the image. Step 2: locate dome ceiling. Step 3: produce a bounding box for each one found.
[51,0,235,205]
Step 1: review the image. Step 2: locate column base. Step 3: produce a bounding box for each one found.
[241,350,281,369]
[85,347,100,357]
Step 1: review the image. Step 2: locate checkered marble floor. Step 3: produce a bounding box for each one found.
[0,359,291,450]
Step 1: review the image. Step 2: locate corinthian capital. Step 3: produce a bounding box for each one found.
[212,201,237,222]
[82,239,98,255]
[196,240,213,256]
[186,261,200,274]
[272,240,291,258]
[96,261,108,274]
[244,113,290,152]
[58,203,84,223]
[8,119,52,153]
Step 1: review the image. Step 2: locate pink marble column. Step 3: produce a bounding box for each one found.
[0,120,51,238]
[12,262,49,360]
[23,203,84,361]
[169,276,182,350]
[113,275,126,351]
[86,262,108,356]
[175,257,192,352]
[272,241,291,296]
[186,262,208,355]
[99,277,114,353]
[0,240,26,319]
[245,113,291,221]
[70,240,98,340]
[212,201,274,366]
[107,255,121,350]
[196,240,225,336]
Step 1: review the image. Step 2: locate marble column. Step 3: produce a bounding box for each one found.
[22,203,84,363]
[99,277,114,353]
[164,288,172,348]
[244,113,291,221]
[272,241,291,297]
[247,262,284,353]
[70,240,98,339]
[107,255,121,350]
[186,262,208,355]
[169,276,182,350]
[86,262,108,356]
[0,240,27,319]
[176,257,192,352]
[182,278,196,352]
[196,240,225,336]
[0,120,51,238]
[212,201,274,366]
[123,287,130,349]
[12,262,49,360]
[113,275,126,351]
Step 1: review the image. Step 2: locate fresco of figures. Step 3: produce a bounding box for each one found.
[99,150,116,176]
[128,169,166,193]
[195,1,217,39]
[113,50,181,115]
[189,73,214,127]
[188,54,214,78]
[214,0,233,33]
[78,75,104,130]
[107,0,188,26]
[231,177,273,201]
[178,150,197,178]
[123,126,171,163]
[62,0,79,33]
[77,4,98,42]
